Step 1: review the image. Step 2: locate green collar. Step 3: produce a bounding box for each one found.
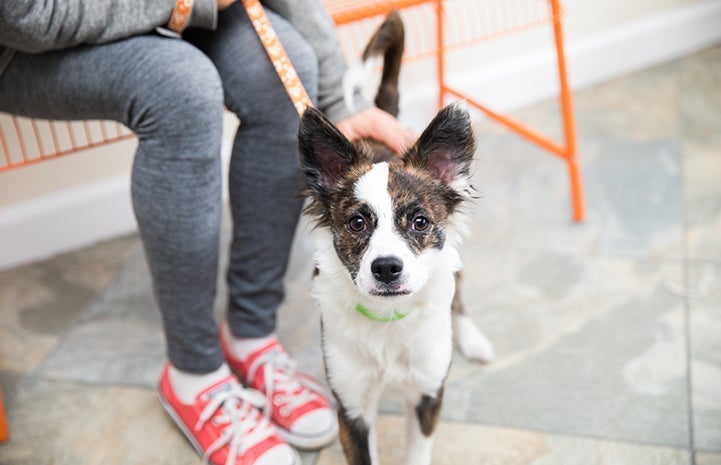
[355,303,411,322]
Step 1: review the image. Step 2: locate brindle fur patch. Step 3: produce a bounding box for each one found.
[387,164,459,255]
[301,145,373,230]
[330,205,376,280]
[415,385,445,437]
[336,403,372,465]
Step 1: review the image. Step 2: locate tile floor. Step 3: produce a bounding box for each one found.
[1,45,720,464]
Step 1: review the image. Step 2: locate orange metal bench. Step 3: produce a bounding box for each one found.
[0,0,583,221]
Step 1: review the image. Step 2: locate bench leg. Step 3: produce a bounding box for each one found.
[0,389,8,443]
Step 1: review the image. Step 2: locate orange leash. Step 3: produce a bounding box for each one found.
[241,0,313,116]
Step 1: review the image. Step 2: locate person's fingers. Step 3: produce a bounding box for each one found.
[336,108,416,156]
[396,126,416,158]
[378,118,416,156]
[217,0,237,10]
[335,119,359,141]
[378,113,416,156]
[371,114,409,155]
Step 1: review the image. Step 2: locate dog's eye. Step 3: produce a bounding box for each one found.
[412,216,430,231]
[348,215,367,232]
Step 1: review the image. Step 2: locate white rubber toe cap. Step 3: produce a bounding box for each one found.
[291,408,335,436]
[280,407,338,449]
[256,443,299,465]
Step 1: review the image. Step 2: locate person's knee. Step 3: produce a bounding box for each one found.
[224,25,318,125]
[129,40,224,149]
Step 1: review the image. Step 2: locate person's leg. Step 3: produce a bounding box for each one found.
[185,5,338,449]
[0,36,302,465]
[186,4,319,339]
[0,36,226,374]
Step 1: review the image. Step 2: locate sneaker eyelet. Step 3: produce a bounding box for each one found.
[280,407,290,417]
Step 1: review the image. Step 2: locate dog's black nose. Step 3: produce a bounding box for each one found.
[371,256,403,284]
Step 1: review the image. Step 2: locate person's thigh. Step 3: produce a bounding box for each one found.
[0,34,223,139]
[184,5,320,336]
[185,3,319,123]
[0,35,230,373]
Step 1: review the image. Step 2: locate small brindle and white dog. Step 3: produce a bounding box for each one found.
[297,12,494,465]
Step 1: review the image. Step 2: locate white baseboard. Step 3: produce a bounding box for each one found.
[0,177,137,271]
[0,139,234,271]
[2,0,720,271]
[399,0,721,130]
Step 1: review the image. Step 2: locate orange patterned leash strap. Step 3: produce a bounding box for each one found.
[241,0,313,116]
[167,0,195,33]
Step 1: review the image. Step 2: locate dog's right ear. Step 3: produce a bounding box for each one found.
[298,107,362,195]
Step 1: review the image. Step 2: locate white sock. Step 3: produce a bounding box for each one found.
[222,322,277,362]
[169,363,231,404]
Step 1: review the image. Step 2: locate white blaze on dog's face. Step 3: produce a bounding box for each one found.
[299,103,475,300]
[351,161,438,297]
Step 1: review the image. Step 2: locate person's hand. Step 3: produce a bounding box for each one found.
[217,0,237,10]
[336,107,415,156]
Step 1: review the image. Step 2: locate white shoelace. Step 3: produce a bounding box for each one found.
[247,350,330,421]
[194,383,276,465]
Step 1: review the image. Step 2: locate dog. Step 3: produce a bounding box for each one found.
[297,12,494,465]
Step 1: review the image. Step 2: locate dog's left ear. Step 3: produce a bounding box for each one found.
[298,107,363,195]
[404,102,475,190]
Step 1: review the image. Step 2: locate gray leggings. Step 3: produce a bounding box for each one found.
[0,4,319,373]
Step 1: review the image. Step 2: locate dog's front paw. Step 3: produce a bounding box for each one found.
[452,314,496,363]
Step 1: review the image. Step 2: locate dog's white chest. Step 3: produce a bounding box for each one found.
[319,290,454,418]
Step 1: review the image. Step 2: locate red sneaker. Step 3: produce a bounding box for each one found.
[158,363,300,465]
[220,334,338,449]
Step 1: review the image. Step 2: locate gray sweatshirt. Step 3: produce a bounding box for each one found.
[0,0,362,122]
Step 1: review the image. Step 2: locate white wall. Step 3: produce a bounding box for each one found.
[1,0,720,270]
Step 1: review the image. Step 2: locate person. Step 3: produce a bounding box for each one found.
[0,1,412,464]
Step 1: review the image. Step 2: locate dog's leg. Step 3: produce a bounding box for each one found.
[321,314,383,465]
[337,404,372,465]
[451,271,496,362]
[403,387,443,465]
[335,383,383,465]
